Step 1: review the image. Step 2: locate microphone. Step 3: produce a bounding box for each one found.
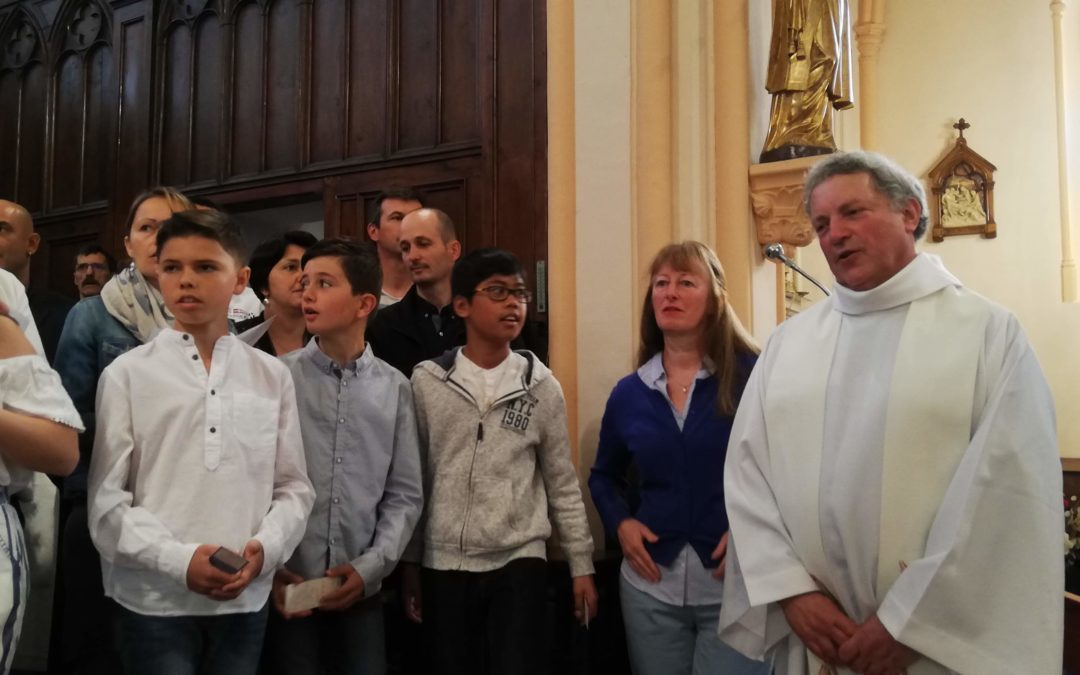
[762,243,831,297]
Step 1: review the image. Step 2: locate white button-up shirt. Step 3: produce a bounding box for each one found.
[88,328,314,616]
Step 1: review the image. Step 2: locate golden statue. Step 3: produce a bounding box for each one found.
[760,0,854,163]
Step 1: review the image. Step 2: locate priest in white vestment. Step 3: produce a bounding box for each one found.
[719,151,1063,675]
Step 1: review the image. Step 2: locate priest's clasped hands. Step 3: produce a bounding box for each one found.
[780,591,917,675]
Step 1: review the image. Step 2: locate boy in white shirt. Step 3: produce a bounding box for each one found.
[88,210,314,675]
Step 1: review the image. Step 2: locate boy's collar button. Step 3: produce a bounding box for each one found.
[182,334,190,340]
[191,355,198,361]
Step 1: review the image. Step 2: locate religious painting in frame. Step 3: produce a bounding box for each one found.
[927,118,997,242]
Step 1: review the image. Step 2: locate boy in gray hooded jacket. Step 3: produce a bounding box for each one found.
[402,248,597,675]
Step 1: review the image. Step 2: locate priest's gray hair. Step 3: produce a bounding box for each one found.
[803,150,929,240]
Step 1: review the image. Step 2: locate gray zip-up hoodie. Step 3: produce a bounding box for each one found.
[405,348,595,577]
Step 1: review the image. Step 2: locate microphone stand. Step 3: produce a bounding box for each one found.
[762,243,831,297]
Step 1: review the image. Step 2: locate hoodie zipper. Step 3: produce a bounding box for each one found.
[458,418,485,563]
[442,365,531,567]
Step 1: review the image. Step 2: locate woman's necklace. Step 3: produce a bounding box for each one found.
[668,374,694,394]
[663,351,702,396]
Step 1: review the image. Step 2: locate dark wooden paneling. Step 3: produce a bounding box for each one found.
[266,0,298,171]
[440,0,479,145]
[396,0,439,151]
[3,0,548,311]
[83,44,113,203]
[231,1,263,176]
[161,23,192,185]
[347,0,388,158]
[0,71,21,198]
[17,62,46,212]
[53,53,85,208]
[191,14,222,183]
[50,0,115,211]
[493,0,538,250]
[111,3,151,255]
[308,0,345,164]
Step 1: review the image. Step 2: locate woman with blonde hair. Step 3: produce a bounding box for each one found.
[589,241,768,674]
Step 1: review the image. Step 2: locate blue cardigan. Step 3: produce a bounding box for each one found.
[588,354,755,569]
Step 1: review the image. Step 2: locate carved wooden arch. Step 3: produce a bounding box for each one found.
[47,0,116,210]
[158,0,221,28]
[0,4,48,72]
[154,0,226,43]
[48,0,112,57]
[152,0,230,186]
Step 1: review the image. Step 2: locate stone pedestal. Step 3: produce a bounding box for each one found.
[748,156,825,255]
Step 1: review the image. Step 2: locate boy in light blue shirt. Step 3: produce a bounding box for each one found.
[268,239,423,675]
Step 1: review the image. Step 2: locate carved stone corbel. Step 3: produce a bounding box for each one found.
[749,155,824,254]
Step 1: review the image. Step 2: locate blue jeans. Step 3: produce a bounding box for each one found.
[116,602,269,675]
[619,575,770,675]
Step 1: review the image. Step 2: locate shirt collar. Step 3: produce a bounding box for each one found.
[408,286,457,320]
[303,336,373,378]
[159,327,234,348]
[636,351,710,393]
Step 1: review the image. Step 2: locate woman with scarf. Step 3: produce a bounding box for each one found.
[54,187,193,674]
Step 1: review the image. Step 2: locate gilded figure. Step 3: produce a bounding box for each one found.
[760,0,854,163]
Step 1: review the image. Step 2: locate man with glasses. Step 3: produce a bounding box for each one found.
[72,244,115,299]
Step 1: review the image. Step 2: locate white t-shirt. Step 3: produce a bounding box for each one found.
[453,349,526,411]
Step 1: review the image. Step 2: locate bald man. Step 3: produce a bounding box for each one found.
[366,208,464,377]
[0,200,38,286]
[0,200,74,363]
[366,208,548,377]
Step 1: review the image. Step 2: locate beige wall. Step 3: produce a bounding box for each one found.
[560,0,773,480]
[552,0,1080,496]
[790,1,1080,456]
[880,1,1080,456]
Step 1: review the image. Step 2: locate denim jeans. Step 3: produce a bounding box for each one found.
[116,602,269,675]
[619,575,770,675]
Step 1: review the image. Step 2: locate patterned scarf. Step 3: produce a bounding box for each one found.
[100,263,172,343]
